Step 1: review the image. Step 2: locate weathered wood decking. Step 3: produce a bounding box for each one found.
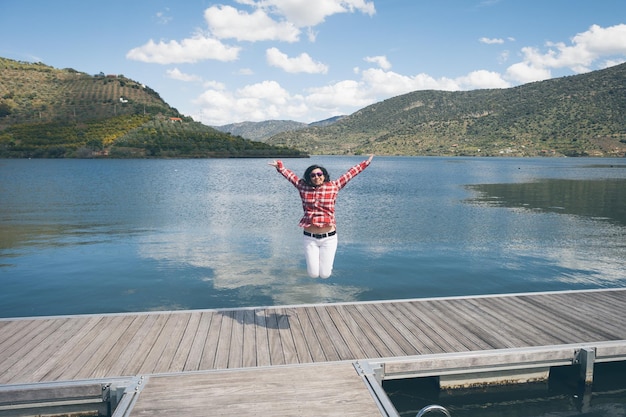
[1,288,626,416]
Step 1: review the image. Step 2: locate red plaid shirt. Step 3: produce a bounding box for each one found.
[275,159,371,228]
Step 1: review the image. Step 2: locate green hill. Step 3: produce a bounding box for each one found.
[0,58,307,158]
[267,63,626,157]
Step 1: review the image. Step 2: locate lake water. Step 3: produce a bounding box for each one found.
[1,156,625,318]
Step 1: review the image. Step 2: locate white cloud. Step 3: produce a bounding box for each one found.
[505,23,626,83]
[126,35,241,64]
[254,0,376,27]
[155,9,172,25]
[498,50,510,64]
[360,68,458,96]
[364,55,391,70]
[193,66,513,125]
[456,70,510,89]
[306,79,372,111]
[602,58,626,68]
[266,47,329,73]
[129,0,375,67]
[505,61,552,84]
[204,5,300,42]
[195,80,309,125]
[479,37,504,45]
[166,68,202,82]
[168,13,625,126]
[202,80,227,90]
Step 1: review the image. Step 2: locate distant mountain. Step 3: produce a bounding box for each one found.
[213,120,307,142]
[308,115,346,127]
[0,57,306,158]
[266,63,626,157]
[214,115,346,142]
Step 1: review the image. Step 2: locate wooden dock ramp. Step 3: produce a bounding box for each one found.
[1,288,626,416]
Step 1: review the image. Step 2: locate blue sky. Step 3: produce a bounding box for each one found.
[1,0,625,125]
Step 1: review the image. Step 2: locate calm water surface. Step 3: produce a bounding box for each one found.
[1,156,625,318]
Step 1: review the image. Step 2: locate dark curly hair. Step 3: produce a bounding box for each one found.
[303,165,330,187]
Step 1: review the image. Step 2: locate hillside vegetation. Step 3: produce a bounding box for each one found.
[0,58,306,158]
[267,63,626,157]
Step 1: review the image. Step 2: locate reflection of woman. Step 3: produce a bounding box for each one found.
[269,155,374,278]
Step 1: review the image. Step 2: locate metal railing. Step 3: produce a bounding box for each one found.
[416,404,451,417]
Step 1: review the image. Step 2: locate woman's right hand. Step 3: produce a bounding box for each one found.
[268,160,283,169]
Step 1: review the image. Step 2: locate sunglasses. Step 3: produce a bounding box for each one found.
[309,172,324,178]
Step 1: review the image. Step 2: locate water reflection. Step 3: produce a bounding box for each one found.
[466,179,626,226]
[2,158,626,318]
[136,230,366,308]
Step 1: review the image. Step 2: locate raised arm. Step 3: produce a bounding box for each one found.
[268,159,300,187]
[335,155,374,189]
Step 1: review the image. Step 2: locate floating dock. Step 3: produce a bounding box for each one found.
[1,288,625,416]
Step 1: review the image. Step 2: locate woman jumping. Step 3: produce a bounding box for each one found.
[269,155,374,278]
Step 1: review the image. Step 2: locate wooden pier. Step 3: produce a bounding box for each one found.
[1,288,626,416]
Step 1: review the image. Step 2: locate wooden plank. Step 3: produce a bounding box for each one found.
[537,293,626,339]
[227,309,245,369]
[284,308,313,364]
[0,319,38,356]
[80,315,144,379]
[341,304,395,358]
[275,308,299,364]
[371,302,437,355]
[1,288,626,389]
[169,312,203,372]
[213,311,234,369]
[199,311,222,370]
[530,293,620,341]
[367,303,421,356]
[183,311,213,371]
[128,363,383,417]
[110,314,165,376]
[154,313,192,373]
[302,306,339,361]
[517,295,613,342]
[396,302,451,353]
[89,314,149,378]
[253,309,272,367]
[0,319,65,374]
[137,313,188,374]
[453,298,531,348]
[292,306,327,362]
[483,296,563,345]
[241,309,258,368]
[265,309,286,365]
[480,296,562,345]
[489,296,572,345]
[325,305,368,359]
[353,303,406,357]
[412,300,476,351]
[0,318,74,383]
[26,316,104,383]
[314,305,356,360]
[122,313,171,376]
[72,315,139,380]
[598,290,626,309]
[61,316,131,380]
[580,292,626,317]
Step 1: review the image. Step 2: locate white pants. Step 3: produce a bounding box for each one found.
[303,234,338,279]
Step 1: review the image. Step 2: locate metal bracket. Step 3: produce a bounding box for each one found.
[574,347,596,385]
